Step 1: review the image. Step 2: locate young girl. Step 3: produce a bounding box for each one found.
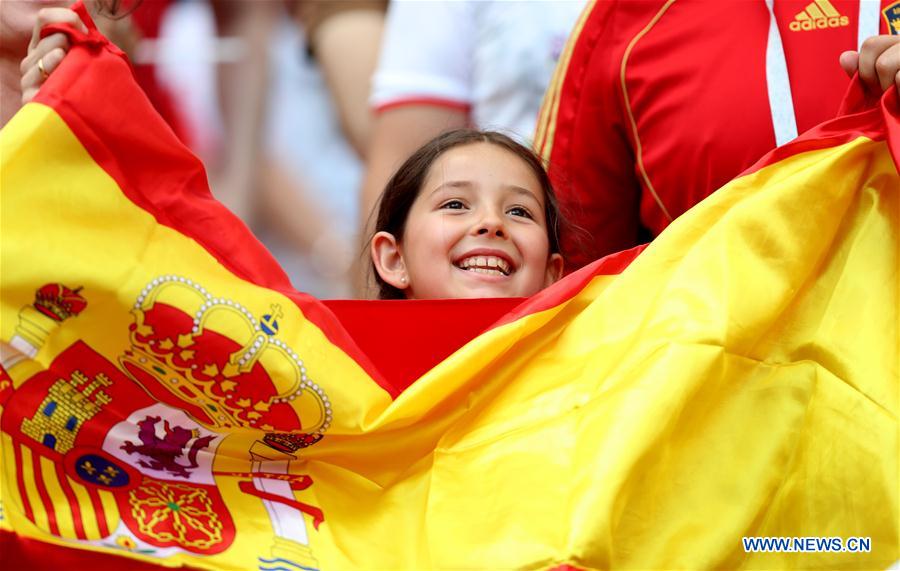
[369,129,564,300]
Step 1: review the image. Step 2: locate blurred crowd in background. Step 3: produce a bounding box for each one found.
[5,0,387,298]
[1,0,583,298]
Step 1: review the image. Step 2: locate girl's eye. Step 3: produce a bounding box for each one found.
[440,200,466,210]
[507,206,534,219]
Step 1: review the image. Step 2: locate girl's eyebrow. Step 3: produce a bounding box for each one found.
[429,182,541,204]
[506,185,542,204]
[428,180,473,197]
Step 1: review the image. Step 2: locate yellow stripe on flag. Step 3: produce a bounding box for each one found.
[17,446,48,532]
[298,134,897,568]
[96,490,118,532]
[0,434,20,532]
[38,455,75,539]
[67,475,102,540]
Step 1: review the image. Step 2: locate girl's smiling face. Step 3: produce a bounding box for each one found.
[372,142,563,299]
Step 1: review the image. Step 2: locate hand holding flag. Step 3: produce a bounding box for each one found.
[839,34,900,94]
[19,6,88,104]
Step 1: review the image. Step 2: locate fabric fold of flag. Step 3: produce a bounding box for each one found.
[1,3,897,569]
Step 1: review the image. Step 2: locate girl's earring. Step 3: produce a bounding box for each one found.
[400,276,407,284]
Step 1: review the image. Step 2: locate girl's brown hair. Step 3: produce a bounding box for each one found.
[372,129,563,299]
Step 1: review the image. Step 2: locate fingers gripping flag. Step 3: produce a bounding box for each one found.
[1,3,897,569]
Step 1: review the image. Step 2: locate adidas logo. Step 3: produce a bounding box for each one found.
[789,0,849,31]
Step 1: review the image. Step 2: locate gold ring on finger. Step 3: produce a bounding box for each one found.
[38,57,49,80]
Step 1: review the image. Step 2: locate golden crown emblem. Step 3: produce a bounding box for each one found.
[119,275,332,434]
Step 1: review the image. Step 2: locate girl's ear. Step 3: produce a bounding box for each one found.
[543,253,564,287]
[371,231,410,292]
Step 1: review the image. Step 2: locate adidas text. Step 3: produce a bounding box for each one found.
[789,15,849,31]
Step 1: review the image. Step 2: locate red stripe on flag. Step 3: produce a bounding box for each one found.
[2,529,204,571]
[493,244,647,329]
[54,462,86,540]
[29,449,59,536]
[86,487,109,538]
[12,444,35,524]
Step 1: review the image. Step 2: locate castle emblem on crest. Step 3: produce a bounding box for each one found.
[21,370,111,453]
[118,275,332,438]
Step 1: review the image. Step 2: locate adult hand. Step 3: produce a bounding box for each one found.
[840,35,900,94]
[19,8,87,104]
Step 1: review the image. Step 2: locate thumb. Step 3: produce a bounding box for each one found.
[839,50,860,79]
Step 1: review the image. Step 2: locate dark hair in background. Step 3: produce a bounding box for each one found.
[371,129,564,300]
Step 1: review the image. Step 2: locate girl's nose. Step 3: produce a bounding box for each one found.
[474,209,507,238]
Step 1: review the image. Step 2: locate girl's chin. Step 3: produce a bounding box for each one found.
[447,281,522,300]
[406,269,539,299]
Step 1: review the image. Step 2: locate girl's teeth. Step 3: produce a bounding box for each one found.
[466,267,504,275]
[457,256,511,275]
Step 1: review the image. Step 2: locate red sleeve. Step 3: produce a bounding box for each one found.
[536,0,643,272]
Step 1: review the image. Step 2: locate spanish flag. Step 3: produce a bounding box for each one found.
[1,4,897,570]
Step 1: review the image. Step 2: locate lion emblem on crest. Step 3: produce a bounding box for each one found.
[121,416,215,478]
